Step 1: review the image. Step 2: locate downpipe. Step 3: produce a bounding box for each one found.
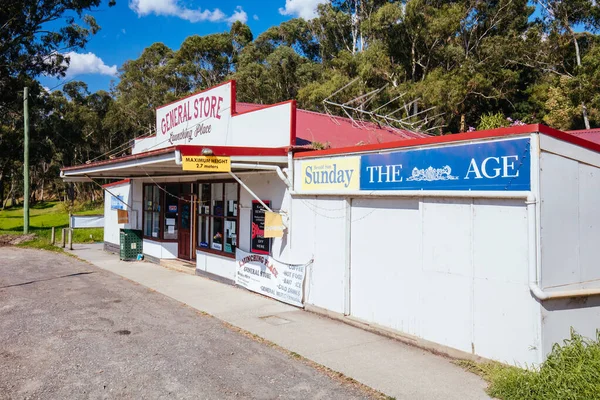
[527,194,600,300]
[230,163,292,189]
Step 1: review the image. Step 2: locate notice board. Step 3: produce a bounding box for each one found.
[251,200,271,255]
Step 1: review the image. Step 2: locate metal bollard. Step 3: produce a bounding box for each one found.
[68,229,73,250]
[51,227,56,245]
[61,228,66,248]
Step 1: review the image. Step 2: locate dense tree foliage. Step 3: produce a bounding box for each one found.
[2,0,600,205]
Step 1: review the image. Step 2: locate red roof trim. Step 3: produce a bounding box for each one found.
[155,80,235,111]
[178,145,289,157]
[102,179,130,188]
[232,99,295,117]
[62,145,290,174]
[544,127,600,153]
[230,80,237,115]
[293,124,576,158]
[567,128,600,134]
[61,146,177,172]
[290,100,297,151]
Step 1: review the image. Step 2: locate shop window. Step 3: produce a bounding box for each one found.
[143,185,161,239]
[163,184,179,240]
[198,182,238,256]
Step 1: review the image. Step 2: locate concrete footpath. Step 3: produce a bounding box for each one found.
[68,244,490,400]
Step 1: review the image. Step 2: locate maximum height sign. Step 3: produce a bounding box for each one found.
[182,156,231,172]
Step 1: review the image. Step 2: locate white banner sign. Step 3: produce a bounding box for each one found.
[235,248,306,308]
[70,215,104,228]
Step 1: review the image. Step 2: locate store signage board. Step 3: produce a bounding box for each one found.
[111,195,125,210]
[117,209,129,224]
[235,248,305,307]
[299,156,360,192]
[133,81,294,154]
[360,138,531,191]
[156,82,232,148]
[182,155,231,172]
[264,211,284,238]
[251,200,271,255]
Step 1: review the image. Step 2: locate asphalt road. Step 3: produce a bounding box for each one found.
[0,247,373,399]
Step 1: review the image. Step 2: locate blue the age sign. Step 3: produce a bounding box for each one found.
[359,138,531,191]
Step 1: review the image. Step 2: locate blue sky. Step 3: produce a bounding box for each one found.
[40,0,554,94]
[41,0,325,93]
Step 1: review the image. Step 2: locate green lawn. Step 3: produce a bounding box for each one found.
[0,201,104,246]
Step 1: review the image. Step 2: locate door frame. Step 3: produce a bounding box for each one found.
[177,194,192,260]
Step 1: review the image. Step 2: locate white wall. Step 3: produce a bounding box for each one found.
[290,197,348,314]
[539,135,600,358]
[354,197,540,364]
[143,239,177,260]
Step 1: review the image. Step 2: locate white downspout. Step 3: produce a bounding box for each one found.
[528,193,600,300]
[228,171,273,213]
[230,163,292,189]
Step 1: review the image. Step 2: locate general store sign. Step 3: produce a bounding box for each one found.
[155,82,232,147]
[296,138,531,192]
[134,81,294,154]
[181,155,231,172]
[235,248,306,307]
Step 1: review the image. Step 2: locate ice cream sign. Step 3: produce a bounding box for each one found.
[298,138,531,192]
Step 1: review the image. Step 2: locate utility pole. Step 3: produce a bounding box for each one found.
[23,87,30,234]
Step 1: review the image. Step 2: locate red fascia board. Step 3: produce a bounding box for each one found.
[294,124,572,158]
[177,145,289,157]
[567,128,600,134]
[542,126,600,153]
[155,80,235,111]
[290,100,297,150]
[102,179,130,188]
[232,99,296,117]
[230,80,237,115]
[61,146,177,172]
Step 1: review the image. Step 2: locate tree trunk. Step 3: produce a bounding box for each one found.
[10,175,16,207]
[460,114,466,132]
[0,170,4,209]
[570,28,591,129]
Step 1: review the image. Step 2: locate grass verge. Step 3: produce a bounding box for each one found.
[457,329,600,400]
[0,201,103,248]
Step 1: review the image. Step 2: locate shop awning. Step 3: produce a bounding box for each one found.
[60,145,290,182]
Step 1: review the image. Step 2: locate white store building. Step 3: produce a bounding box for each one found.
[62,81,600,366]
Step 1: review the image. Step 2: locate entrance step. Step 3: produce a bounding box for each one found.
[160,259,196,275]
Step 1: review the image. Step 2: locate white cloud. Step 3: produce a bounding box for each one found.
[129,0,246,24]
[226,6,248,23]
[122,28,127,34]
[63,52,118,77]
[279,0,327,20]
[253,14,259,21]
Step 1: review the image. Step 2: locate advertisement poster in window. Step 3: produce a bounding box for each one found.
[111,195,125,210]
[251,200,271,255]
